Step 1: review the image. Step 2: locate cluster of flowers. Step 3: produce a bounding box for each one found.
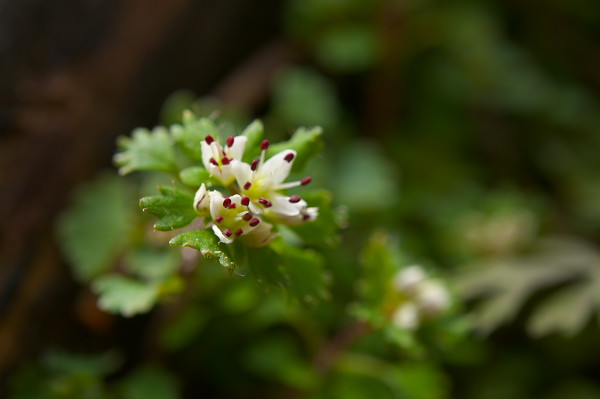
[390,265,450,330]
[193,134,318,247]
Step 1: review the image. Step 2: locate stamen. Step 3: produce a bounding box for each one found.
[265,201,272,208]
[205,135,214,144]
[223,198,232,208]
[215,216,224,223]
[258,198,269,205]
[302,214,311,221]
[241,197,250,206]
[243,181,252,190]
[243,212,253,221]
[260,140,270,150]
[221,157,231,165]
[250,160,258,171]
[226,136,235,147]
[235,229,244,236]
[289,195,301,203]
[301,176,312,186]
[224,229,233,237]
[249,218,260,227]
[210,157,219,166]
[284,152,295,162]
[228,203,236,209]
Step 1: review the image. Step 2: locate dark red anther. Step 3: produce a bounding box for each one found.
[228,203,236,209]
[284,152,295,162]
[301,176,312,186]
[223,198,232,208]
[243,181,252,190]
[224,229,233,237]
[289,195,301,203]
[265,201,272,208]
[221,157,231,165]
[215,216,224,223]
[226,136,235,147]
[250,160,259,171]
[210,157,219,166]
[260,140,270,150]
[243,212,253,221]
[302,214,311,221]
[235,229,244,236]
[241,197,250,206]
[205,135,214,144]
[249,218,260,227]
[258,198,269,205]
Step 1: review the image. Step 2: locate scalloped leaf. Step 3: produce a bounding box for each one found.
[139,187,196,231]
[92,275,159,317]
[114,127,177,175]
[179,166,216,188]
[169,229,236,272]
[171,113,218,162]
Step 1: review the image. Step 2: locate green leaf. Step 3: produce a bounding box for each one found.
[268,126,324,173]
[169,229,236,272]
[271,239,329,304]
[140,186,196,231]
[289,190,342,247]
[171,113,218,162]
[92,275,159,317]
[119,365,180,399]
[247,245,289,290]
[179,166,216,188]
[57,174,134,282]
[358,231,401,310]
[123,247,181,281]
[114,127,177,175]
[241,119,264,162]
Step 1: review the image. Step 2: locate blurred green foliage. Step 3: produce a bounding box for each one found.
[17,0,600,397]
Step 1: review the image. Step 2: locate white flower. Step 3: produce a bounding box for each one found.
[393,265,426,294]
[208,190,276,247]
[231,140,317,223]
[392,303,419,330]
[193,183,210,214]
[201,134,247,185]
[416,281,450,315]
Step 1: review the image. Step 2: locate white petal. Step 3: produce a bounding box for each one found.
[231,160,253,188]
[304,207,319,221]
[219,165,236,186]
[212,224,233,244]
[269,194,304,216]
[193,184,209,211]
[243,221,276,247]
[248,201,262,214]
[226,135,247,160]
[209,190,224,219]
[201,141,213,169]
[392,304,419,330]
[416,282,449,315]
[258,150,296,186]
[393,265,426,294]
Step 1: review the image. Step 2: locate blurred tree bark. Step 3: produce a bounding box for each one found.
[0,0,284,385]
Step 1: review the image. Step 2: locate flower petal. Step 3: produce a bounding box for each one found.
[231,160,253,189]
[269,194,304,216]
[193,183,209,212]
[226,135,247,160]
[212,224,233,244]
[258,150,296,186]
[209,190,224,220]
[243,221,276,247]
